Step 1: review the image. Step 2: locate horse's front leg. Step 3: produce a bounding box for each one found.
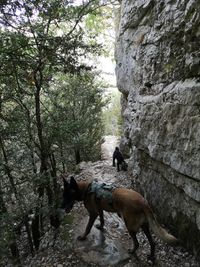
[77,213,98,241]
[95,207,105,231]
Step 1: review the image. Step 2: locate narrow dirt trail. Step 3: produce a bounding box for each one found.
[24,136,199,267]
[70,136,133,266]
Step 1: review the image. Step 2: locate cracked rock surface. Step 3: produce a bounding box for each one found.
[115,0,200,255]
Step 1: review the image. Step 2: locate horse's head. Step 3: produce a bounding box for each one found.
[61,176,79,213]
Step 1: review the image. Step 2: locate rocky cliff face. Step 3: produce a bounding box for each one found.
[115,0,200,255]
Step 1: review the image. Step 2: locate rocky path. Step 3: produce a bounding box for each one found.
[24,136,199,267]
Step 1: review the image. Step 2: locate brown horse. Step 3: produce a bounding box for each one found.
[62,176,178,263]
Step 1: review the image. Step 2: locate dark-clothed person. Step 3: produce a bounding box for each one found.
[113,147,125,172]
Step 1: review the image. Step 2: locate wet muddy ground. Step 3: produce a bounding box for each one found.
[24,136,199,267]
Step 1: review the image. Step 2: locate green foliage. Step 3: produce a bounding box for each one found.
[102,90,122,136]
[60,214,74,241]
[84,4,116,58]
[46,71,107,166]
[0,0,118,263]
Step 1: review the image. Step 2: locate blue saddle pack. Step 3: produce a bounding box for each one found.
[89,181,116,207]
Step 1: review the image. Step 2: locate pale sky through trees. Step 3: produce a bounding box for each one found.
[69,0,117,88]
[73,0,86,5]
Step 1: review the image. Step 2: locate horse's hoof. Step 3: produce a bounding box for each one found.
[95,224,104,231]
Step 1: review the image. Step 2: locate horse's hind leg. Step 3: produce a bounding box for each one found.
[128,231,139,254]
[142,223,155,263]
[124,215,140,255]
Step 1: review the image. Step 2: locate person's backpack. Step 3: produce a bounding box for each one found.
[121,161,128,171]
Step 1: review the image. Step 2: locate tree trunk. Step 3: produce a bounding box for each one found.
[31,207,40,250]
[34,72,60,231]
[9,240,21,266]
[0,138,18,198]
[60,142,66,173]
[75,148,81,164]
[24,215,34,255]
[0,183,21,265]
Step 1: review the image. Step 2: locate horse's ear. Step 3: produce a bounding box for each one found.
[70,176,78,191]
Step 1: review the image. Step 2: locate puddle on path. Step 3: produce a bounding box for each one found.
[72,213,131,266]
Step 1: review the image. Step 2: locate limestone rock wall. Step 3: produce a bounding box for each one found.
[115,0,200,255]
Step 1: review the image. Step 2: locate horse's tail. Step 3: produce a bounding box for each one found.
[145,208,178,244]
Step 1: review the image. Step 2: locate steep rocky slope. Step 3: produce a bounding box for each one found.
[115,0,200,256]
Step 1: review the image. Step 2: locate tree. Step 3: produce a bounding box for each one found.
[47,71,107,167]
[0,0,110,263]
[102,90,122,136]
